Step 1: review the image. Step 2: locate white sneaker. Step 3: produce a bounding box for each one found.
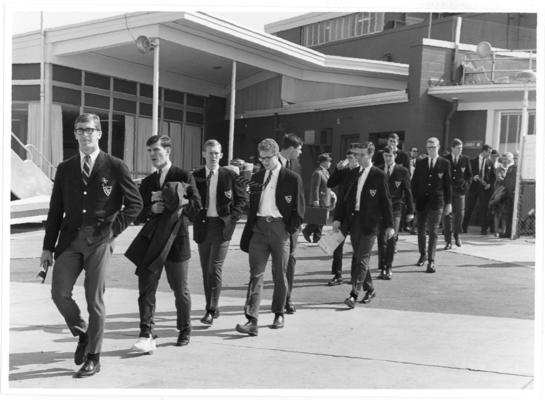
[131,336,156,353]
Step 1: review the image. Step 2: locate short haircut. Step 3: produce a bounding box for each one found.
[382,146,395,155]
[410,147,419,152]
[281,133,303,150]
[74,113,101,130]
[204,139,222,151]
[491,149,499,156]
[351,142,372,154]
[503,152,514,160]
[346,149,355,156]
[451,138,463,148]
[258,138,279,153]
[427,137,440,146]
[481,144,492,152]
[388,132,399,140]
[146,134,172,148]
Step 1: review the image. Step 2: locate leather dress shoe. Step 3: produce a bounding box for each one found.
[285,302,296,314]
[426,262,436,273]
[73,358,100,378]
[454,236,462,247]
[376,269,386,280]
[200,312,213,325]
[384,267,392,280]
[328,275,343,286]
[176,332,190,346]
[443,242,452,250]
[416,255,426,266]
[344,296,356,309]
[74,333,88,366]
[361,289,376,304]
[235,320,258,336]
[213,309,220,319]
[271,314,284,329]
[302,230,312,243]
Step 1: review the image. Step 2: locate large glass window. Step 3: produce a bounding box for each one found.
[302,13,384,46]
[498,111,536,154]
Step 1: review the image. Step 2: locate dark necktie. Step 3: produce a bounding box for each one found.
[156,168,162,189]
[206,169,213,209]
[480,159,485,178]
[286,160,292,170]
[262,170,272,190]
[82,155,91,185]
[429,158,434,170]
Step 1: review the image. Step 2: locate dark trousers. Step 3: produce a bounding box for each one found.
[245,219,289,321]
[349,215,376,298]
[417,205,443,262]
[377,213,402,269]
[463,186,492,232]
[51,227,113,354]
[331,239,346,276]
[286,229,299,304]
[198,218,229,313]
[302,223,323,241]
[137,259,191,337]
[443,193,465,242]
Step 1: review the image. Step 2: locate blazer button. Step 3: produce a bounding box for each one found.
[83,191,87,195]
[83,209,87,213]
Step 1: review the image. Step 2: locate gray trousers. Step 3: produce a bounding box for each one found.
[198,218,229,313]
[443,193,465,242]
[417,205,444,262]
[244,219,289,321]
[51,228,113,354]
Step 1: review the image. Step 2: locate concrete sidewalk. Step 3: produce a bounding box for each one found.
[8,223,536,391]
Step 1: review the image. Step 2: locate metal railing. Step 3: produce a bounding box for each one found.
[11,132,56,176]
[460,50,536,85]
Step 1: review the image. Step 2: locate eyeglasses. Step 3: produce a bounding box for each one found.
[426,146,437,149]
[258,154,277,161]
[75,128,99,136]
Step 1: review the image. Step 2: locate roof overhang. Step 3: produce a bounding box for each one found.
[13,12,408,98]
[428,83,536,106]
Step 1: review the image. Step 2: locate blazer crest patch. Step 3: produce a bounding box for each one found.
[394,181,401,188]
[101,177,112,197]
[224,190,232,199]
[369,189,377,197]
[437,172,444,179]
[284,195,293,204]
[461,167,466,173]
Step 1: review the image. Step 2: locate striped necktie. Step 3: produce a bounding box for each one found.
[82,155,91,185]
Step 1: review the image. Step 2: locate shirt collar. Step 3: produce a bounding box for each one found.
[277,153,288,167]
[158,160,172,173]
[205,165,220,175]
[80,148,100,164]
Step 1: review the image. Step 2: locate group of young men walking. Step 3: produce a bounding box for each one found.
[40,113,501,379]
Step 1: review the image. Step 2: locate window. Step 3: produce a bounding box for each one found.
[302,13,385,46]
[498,111,536,154]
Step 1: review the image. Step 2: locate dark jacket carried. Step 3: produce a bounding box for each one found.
[469,156,496,192]
[125,181,192,275]
[411,156,452,212]
[240,167,305,253]
[192,166,248,243]
[334,166,394,235]
[445,153,473,195]
[126,166,201,267]
[43,151,143,258]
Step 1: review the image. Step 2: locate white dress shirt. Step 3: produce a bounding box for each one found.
[355,166,371,211]
[157,160,172,188]
[79,148,100,173]
[257,163,282,217]
[205,165,220,217]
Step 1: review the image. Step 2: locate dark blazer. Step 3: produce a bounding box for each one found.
[327,166,358,200]
[192,166,248,243]
[469,156,496,192]
[240,166,305,253]
[384,164,414,214]
[445,153,473,195]
[411,156,452,212]
[43,151,143,258]
[373,149,411,170]
[134,165,201,262]
[333,166,394,236]
[309,167,332,207]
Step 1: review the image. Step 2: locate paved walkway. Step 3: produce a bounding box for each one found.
[8,223,537,394]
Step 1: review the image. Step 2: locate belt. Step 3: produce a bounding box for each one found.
[257,216,283,222]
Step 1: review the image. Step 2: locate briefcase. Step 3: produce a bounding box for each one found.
[303,206,329,225]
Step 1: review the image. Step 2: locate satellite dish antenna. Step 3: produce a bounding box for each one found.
[136,35,152,54]
[476,41,493,58]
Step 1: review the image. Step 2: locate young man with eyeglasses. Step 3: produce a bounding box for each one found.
[411,137,452,273]
[41,113,142,378]
[236,138,305,336]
